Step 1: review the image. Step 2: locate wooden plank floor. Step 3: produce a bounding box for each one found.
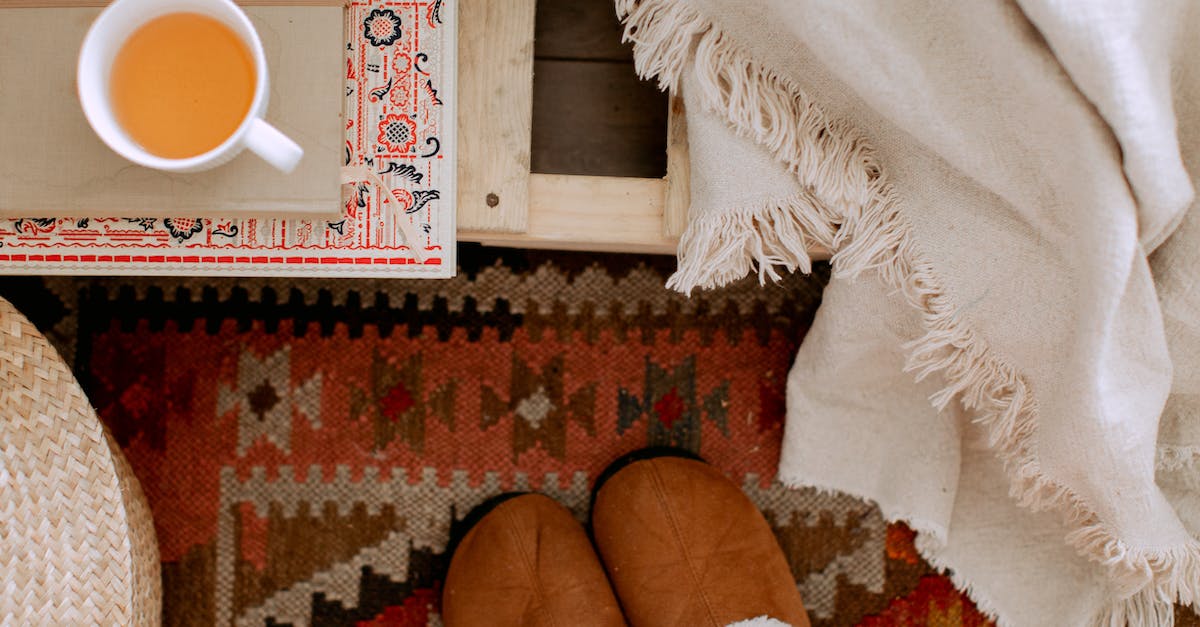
[531,0,668,179]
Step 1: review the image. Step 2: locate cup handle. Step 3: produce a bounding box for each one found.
[244,118,304,173]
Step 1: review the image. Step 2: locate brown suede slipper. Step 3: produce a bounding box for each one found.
[443,493,627,626]
[592,455,810,627]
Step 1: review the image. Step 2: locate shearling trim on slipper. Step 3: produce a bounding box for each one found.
[725,617,793,627]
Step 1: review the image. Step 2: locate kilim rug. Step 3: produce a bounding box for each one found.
[3,244,996,627]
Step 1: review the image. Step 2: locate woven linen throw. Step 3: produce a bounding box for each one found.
[618,0,1200,624]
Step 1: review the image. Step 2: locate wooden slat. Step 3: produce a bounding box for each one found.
[534,0,631,62]
[531,59,667,178]
[456,0,536,233]
[663,93,689,237]
[460,173,676,254]
[461,172,833,259]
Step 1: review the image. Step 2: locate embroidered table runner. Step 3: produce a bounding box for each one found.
[0,1,456,278]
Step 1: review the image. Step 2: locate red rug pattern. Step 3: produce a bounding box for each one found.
[15,246,995,626]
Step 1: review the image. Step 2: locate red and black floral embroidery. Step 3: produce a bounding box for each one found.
[363,8,403,47]
[378,162,423,184]
[408,189,439,214]
[163,218,204,242]
[125,218,158,232]
[377,113,418,153]
[13,218,58,235]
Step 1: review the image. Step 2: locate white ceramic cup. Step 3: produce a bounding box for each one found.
[77,0,303,173]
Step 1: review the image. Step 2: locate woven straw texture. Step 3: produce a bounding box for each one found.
[0,296,161,625]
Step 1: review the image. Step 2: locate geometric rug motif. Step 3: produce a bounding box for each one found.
[9,244,995,626]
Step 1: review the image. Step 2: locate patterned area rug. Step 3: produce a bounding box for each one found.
[5,244,994,627]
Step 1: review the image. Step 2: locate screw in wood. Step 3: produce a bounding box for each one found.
[486,193,500,208]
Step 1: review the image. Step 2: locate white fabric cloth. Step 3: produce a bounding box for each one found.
[617,0,1200,624]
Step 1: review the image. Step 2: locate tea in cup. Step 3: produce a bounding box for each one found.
[78,0,303,173]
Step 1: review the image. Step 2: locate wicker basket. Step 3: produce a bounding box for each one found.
[0,297,161,625]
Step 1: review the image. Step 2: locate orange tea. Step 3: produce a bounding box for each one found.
[110,13,255,159]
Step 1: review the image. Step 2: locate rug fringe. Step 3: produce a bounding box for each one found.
[617,0,1200,618]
